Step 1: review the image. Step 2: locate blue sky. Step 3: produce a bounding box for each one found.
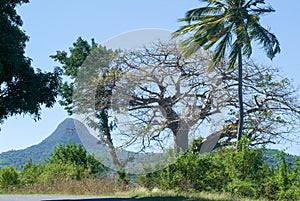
[0,0,299,155]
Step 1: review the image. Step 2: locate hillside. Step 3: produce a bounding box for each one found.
[0,118,107,169]
[0,118,163,173]
[0,118,298,170]
[263,149,299,168]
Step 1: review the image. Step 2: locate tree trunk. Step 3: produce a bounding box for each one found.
[173,120,189,152]
[100,109,127,183]
[236,46,244,150]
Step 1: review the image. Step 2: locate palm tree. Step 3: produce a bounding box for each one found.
[173,0,280,149]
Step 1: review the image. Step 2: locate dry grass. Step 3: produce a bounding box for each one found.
[115,187,269,201]
[12,178,130,195]
[2,179,268,201]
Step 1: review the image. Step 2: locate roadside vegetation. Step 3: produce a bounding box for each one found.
[0,142,299,201]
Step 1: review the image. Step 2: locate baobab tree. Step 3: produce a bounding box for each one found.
[111,42,228,152]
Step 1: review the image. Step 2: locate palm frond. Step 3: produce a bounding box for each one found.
[183,6,222,23]
[173,0,280,72]
[228,41,240,70]
[250,22,280,59]
[251,7,275,15]
[172,21,203,37]
[245,0,265,8]
[213,28,232,61]
[205,0,226,6]
[178,38,202,58]
[206,31,232,73]
[240,25,252,57]
[246,0,275,14]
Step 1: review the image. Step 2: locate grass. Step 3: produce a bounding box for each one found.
[115,187,268,201]
[2,178,128,196]
[0,179,268,201]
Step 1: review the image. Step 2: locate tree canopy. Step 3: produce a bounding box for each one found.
[51,38,125,171]
[173,0,280,71]
[111,42,299,150]
[0,0,60,121]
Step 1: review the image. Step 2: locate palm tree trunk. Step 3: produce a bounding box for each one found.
[236,46,244,151]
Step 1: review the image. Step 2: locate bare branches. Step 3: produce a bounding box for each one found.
[74,40,300,155]
[217,59,300,146]
[110,42,227,152]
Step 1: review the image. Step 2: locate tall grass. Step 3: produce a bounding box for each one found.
[6,178,128,195]
[115,187,269,201]
[1,178,270,201]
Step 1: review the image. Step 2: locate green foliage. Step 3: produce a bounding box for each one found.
[0,0,60,121]
[48,143,106,180]
[227,180,258,198]
[0,141,299,200]
[52,37,126,180]
[271,152,300,200]
[0,143,107,191]
[225,145,263,197]
[0,166,20,189]
[173,0,280,72]
[139,152,221,192]
[50,37,97,114]
[138,139,300,200]
[226,138,264,182]
[51,37,97,77]
[20,159,44,186]
[50,37,116,115]
[39,160,78,184]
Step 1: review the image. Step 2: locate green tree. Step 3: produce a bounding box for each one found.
[48,143,106,179]
[0,0,60,122]
[173,0,280,149]
[50,37,98,114]
[51,38,125,173]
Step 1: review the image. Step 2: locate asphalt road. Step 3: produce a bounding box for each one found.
[0,195,141,201]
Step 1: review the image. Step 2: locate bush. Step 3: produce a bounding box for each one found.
[139,152,221,192]
[227,179,258,198]
[0,166,20,189]
[138,138,271,199]
[38,161,78,184]
[225,139,264,182]
[20,159,45,186]
[48,143,106,180]
[273,152,300,200]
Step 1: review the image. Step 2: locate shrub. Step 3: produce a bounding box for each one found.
[227,179,258,198]
[38,160,78,184]
[20,159,45,186]
[273,152,300,200]
[48,143,107,180]
[0,165,20,189]
[138,138,270,199]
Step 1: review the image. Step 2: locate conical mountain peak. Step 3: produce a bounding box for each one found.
[0,118,105,169]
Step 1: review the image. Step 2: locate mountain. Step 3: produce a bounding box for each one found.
[0,118,164,173]
[0,118,298,171]
[263,149,299,168]
[0,118,107,169]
